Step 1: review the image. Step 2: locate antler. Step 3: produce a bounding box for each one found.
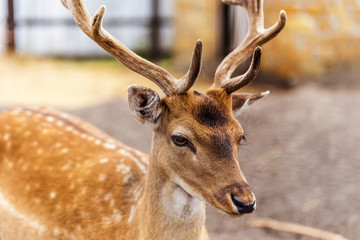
[61,0,202,97]
[214,0,287,93]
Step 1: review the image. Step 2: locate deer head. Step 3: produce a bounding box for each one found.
[61,0,286,216]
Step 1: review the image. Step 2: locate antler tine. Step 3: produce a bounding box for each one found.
[219,46,262,93]
[62,0,202,97]
[177,40,203,93]
[214,0,287,92]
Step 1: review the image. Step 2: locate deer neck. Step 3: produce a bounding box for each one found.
[130,145,207,240]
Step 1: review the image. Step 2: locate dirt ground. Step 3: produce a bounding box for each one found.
[0,56,359,239]
[66,84,359,240]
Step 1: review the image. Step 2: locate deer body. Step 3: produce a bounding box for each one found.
[0,0,286,239]
[0,107,208,240]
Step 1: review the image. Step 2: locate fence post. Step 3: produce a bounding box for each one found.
[150,0,161,60]
[6,0,16,53]
[221,4,231,57]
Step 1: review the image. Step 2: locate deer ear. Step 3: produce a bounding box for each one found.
[232,91,269,114]
[128,85,163,128]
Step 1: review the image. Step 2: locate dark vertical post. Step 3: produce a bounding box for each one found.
[221,4,231,57]
[150,0,161,60]
[6,0,16,53]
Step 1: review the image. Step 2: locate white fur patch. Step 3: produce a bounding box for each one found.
[99,158,109,164]
[116,164,130,173]
[0,191,46,233]
[46,116,54,122]
[3,133,9,141]
[170,187,202,220]
[103,142,117,150]
[128,206,135,224]
[104,193,112,201]
[50,192,57,199]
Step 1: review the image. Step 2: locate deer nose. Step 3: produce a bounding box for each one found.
[231,195,256,214]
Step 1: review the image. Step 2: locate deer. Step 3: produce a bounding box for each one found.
[0,0,286,239]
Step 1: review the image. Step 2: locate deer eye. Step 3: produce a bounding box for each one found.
[171,136,189,147]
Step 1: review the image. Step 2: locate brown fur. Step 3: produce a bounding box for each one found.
[0,89,256,240]
[0,0,285,237]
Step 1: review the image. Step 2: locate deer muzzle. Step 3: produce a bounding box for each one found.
[215,182,256,215]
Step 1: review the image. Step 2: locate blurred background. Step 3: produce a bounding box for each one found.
[0,0,359,239]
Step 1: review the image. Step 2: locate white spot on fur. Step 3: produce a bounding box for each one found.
[104,193,112,201]
[56,121,64,127]
[53,227,61,236]
[99,158,109,164]
[3,133,9,141]
[116,164,130,173]
[104,142,117,150]
[50,192,56,199]
[95,139,101,145]
[46,116,54,122]
[25,130,31,137]
[61,163,70,171]
[112,209,122,223]
[66,126,73,132]
[98,174,106,181]
[37,148,43,155]
[134,189,141,201]
[61,148,69,154]
[141,157,148,165]
[128,206,135,224]
[123,173,132,183]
